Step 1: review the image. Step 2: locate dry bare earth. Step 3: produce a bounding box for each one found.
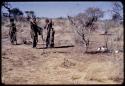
[2,19,123,84]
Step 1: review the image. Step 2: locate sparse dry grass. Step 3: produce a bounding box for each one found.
[2,18,123,84]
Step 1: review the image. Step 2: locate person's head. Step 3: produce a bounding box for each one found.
[30,18,36,24]
[32,17,36,22]
[10,18,14,23]
[50,19,54,25]
[50,19,52,23]
[45,18,49,24]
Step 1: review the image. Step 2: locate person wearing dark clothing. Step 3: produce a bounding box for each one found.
[44,19,55,48]
[30,18,38,48]
[50,27,55,48]
[9,19,17,45]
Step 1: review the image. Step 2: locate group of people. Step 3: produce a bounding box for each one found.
[9,18,55,49]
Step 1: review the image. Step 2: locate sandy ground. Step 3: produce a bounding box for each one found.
[2,19,124,84]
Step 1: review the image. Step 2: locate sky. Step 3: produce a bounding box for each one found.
[2,1,123,19]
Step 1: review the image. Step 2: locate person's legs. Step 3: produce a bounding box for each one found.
[46,31,50,48]
[50,30,55,48]
[30,30,34,39]
[35,36,38,47]
[33,36,36,48]
[10,32,13,44]
[46,36,49,48]
[13,32,17,45]
[33,32,38,48]
[11,32,14,44]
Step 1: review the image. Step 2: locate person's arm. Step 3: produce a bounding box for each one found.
[44,24,49,30]
[44,24,46,29]
[9,24,12,35]
[30,22,34,30]
[33,21,37,25]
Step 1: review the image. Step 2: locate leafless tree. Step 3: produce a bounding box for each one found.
[10,8,23,21]
[2,2,23,22]
[68,7,104,52]
[2,2,12,17]
[111,2,123,26]
[86,7,104,21]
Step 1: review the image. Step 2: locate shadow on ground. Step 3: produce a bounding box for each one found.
[36,45,74,49]
[54,45,74,48]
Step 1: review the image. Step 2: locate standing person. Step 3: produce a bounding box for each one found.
[44,19,55,48]
[50,19,55,48]
[30,18,38,48]
[9,18,17,45]
[44,19,50,48]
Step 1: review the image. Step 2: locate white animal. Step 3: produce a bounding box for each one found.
[97,46,107,52]
[115,50,119,53]
[97,47,101,51]
[101,46,107,52]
